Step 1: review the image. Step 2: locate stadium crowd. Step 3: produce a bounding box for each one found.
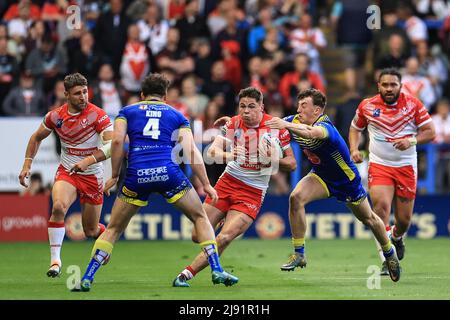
[2,0,450,193]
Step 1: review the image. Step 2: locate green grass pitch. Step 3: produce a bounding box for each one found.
[1,238,449,300]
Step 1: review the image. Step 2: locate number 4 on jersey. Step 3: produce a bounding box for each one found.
[143,118,161,139]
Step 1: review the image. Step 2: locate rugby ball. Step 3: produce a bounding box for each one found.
[259,132,283,161]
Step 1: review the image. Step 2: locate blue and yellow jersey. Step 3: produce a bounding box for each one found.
[284,114,360,186]
[116,100,190,167]
[115,99,193,207]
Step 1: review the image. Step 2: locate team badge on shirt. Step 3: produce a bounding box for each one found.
[373,109,381,117]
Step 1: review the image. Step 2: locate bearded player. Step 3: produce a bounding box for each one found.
[19,73,113,278]
[349,68,435,274]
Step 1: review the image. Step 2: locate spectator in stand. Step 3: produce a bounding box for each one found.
[416,41,448,101]
[402,56,437,109]
[289,13,327,79]
[245,56,267,93]
[200,100,226,187]
[63,21,86,74]
[372,9,412,72]
[279,53,325,110]
[71,31,103,83]
[165,84,190,119]
[126,0,151,21]
[212,8,248,61]
[180,74,209,120]
[156,27,195,80]
[0,35,19,115]
[91,63,125,117]
[47,79,65,111]
[79,0,103,31]
[7,0,34,41]
[193,38,214,85]
[175,0,210,53]
[334,91,361,146]
[331,0,372,93]
[24,20,50,54]
[2,0,41,21]
[247,5,279,56]
[220,40,241,92]
[397,1,428,47]
[201,60,235,116]
[256,26,286,70]
[375,33,411,79]
[165,0,186,22]
[94,0,131,77]
[2,73,46,116]
[432,99,450,191]
[137,2,169,56]
[263,72,284,116]
[207,0,232,37]
[120,24,153,97]
[25,33,67,94]
[415,0,450,20]
[200,100,222,143]
[6,0,34,64]
[41,0,73,43]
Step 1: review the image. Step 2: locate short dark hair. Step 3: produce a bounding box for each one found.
[63,73,88,91]
[297,88,326,109]
[141,73,170,97]
[238,87,263,103]
[378,68,402,82]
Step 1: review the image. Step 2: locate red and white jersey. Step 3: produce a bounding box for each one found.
[352,93,432,167]
[220,114,291,190]
[43,102,113,175]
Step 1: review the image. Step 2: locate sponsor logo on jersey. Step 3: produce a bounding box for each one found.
[98,114,109,123]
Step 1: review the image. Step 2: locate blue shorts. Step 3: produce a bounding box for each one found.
[308,172,367,204]
[119,163,192,207]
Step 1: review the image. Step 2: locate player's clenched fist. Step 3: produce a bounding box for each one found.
[19,167,31,187]
[104,176,119,196]
[204,184,218,205]
[350,149,363,163]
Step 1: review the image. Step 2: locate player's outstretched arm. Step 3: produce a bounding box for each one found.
[19,124,52,187]
[179,128,218,203]
[213,116,231,127]
[266,117,326,140]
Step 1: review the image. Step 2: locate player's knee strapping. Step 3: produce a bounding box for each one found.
[91,239,113,264]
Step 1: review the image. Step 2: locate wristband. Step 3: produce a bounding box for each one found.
[91,154,98,163]
[24,157,33,160]
[408,137,417,146]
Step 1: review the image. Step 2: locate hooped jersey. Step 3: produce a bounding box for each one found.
[351,93,432,167]
[43,102,112,175]
[116,99,191,169]
[220,114,291,191]
[284,114,360,185]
